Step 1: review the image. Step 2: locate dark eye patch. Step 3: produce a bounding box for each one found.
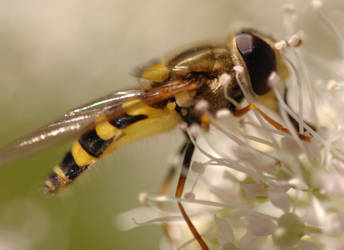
[235,32,276,95]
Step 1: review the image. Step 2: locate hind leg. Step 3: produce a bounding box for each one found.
[158,141,187,248]
[174,139,209,250]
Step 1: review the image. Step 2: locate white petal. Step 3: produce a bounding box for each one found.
[241,183,266,199]
[322,213,342,236]
[238,232,266,250]
[268,191,290,213]
[299,240,318,250]
[304,140,321,159]
[312,197,326,222]
[215,216,234,243]
[281,137,302,156]
[267,180,290,192]
[241,215,276,236]
[310,198,342,236]
[317,126,330,140]
[233,147,275,172]
[331,159,344,176]
[319,172,344,198]
[220,242,239,250]
[184,192,195,200]
[191,161,206,175]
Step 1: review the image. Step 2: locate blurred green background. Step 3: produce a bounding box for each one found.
[0,0,343,249]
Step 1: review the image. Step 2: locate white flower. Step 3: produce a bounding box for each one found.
[117,2,344,249]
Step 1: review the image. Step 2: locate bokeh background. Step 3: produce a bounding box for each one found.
[0,0,343,249]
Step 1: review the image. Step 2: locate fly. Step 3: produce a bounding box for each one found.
[0,29,309,250]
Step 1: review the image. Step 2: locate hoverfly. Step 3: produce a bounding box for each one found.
[0,29,301,250]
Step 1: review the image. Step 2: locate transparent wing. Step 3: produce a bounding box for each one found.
[0,89,146,165]
[0,80,198,165]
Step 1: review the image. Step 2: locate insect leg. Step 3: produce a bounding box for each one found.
[234,104,312,141]
[175,139,209,250]
[159,142,187,195]
[283,91,317,132]
[158,141,188,248]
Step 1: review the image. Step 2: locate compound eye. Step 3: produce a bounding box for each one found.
[235,32,276,95]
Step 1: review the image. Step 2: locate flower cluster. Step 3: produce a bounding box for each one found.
[117,1,344,249]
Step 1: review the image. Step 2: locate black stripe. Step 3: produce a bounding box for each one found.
[110,114,147,129]
[59,151,88,180]
[183,142,195,168]
[175,106,201,125]
[78,130,113,157]
[46,172,61,188]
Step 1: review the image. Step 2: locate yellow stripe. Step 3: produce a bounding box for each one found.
[141,62,169,83]
[121,99,141,109]
[71,142,96,167]
[122,99,170,118]
[103,104,181,156]
[44,180,54,190]
[53,166,68,182]
[166,102,176,110]
[95,119,123,140]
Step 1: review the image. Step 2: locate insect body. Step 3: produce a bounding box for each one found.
[0,29,290,250]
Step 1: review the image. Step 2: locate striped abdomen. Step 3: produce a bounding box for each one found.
[44,100,181,193]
